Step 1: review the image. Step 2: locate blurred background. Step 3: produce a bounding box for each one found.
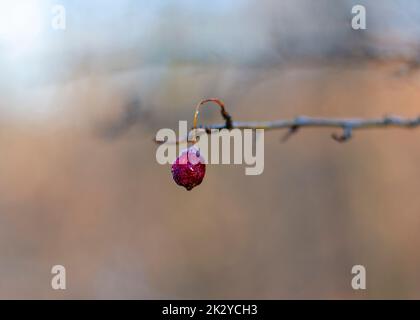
[1,0,420,299]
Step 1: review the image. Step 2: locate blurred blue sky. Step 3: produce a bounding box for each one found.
[2,0,420,117]
[2,0,420,67]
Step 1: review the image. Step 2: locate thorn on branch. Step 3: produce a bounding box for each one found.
[220,108,233,130]
[332,126,353,143]
[281,125,299,142]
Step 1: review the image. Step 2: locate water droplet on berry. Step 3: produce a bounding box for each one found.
[171,147,206,191]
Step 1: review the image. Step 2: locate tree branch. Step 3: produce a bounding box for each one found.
[155,99,420,144]
[199,115,420,143]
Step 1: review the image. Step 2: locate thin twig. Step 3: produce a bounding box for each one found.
[155,99,420,144]
[198,115,420,143]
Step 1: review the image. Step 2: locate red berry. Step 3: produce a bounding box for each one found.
[171,147,206,190]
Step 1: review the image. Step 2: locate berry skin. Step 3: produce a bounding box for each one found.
[171,147,206,191]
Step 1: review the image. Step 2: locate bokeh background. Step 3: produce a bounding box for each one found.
[1,0,420,299]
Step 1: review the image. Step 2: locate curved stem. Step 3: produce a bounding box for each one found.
[193,99,225,129]
[192,99,232,143]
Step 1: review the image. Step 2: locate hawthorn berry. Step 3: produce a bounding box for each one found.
[171,147,206,191]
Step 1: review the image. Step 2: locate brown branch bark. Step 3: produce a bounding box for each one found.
[199,115,420,142]
[155,100,420,144]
